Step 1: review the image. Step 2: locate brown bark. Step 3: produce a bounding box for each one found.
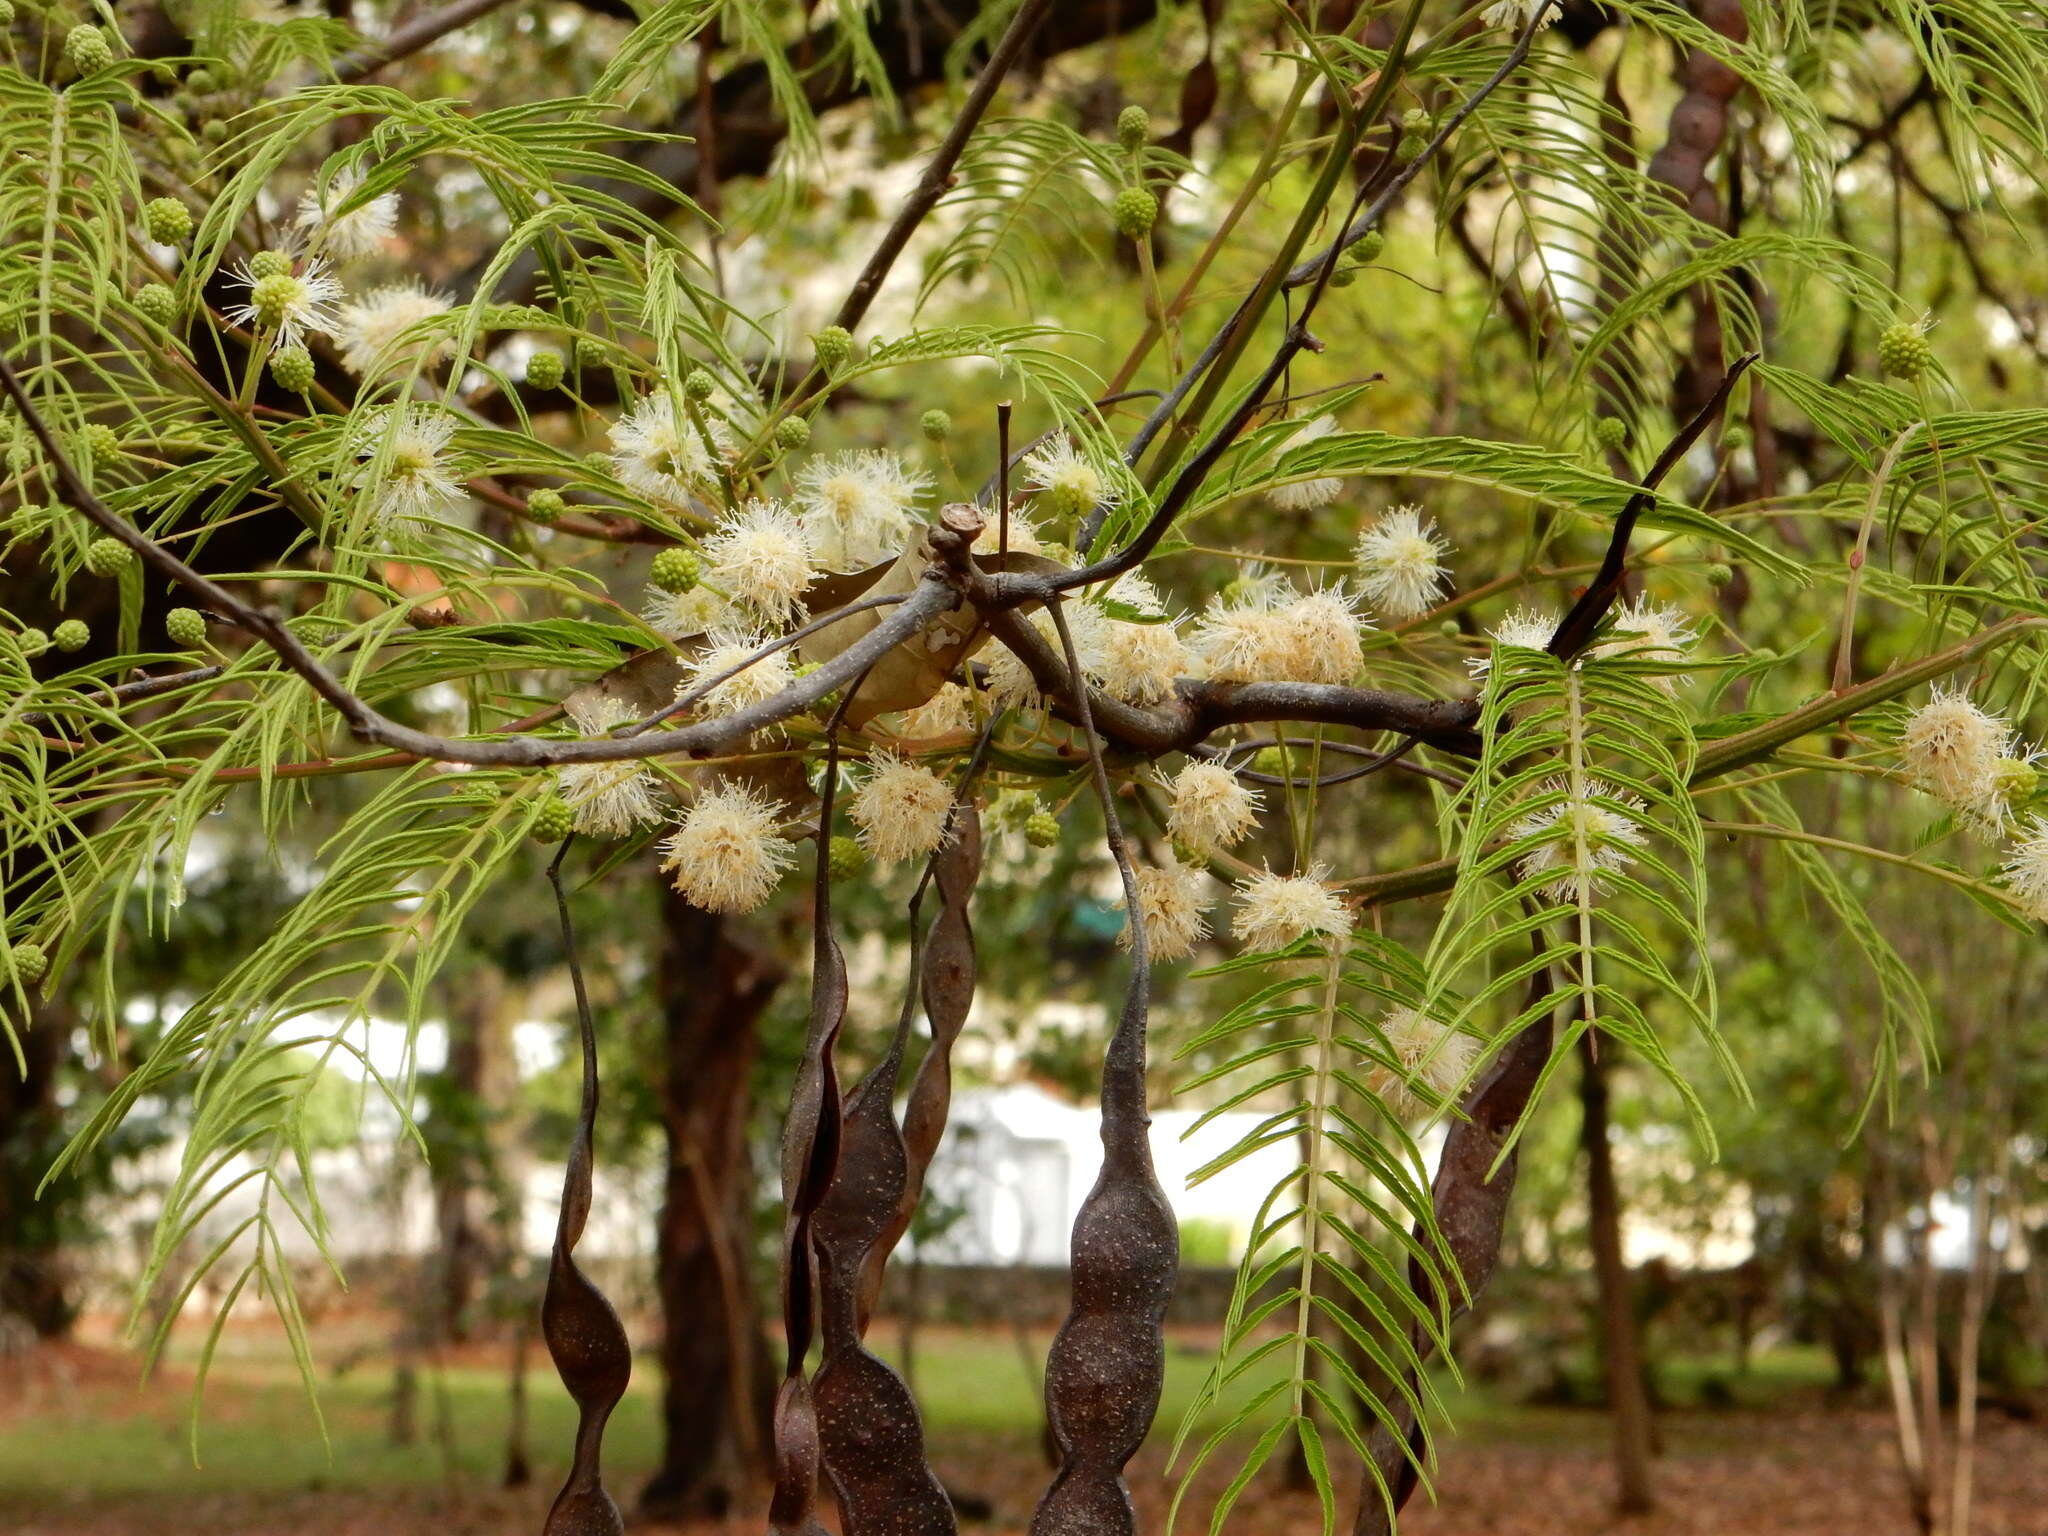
[639,888,786,1520]
[0,1003,75,1338]
[1578,1034,1655,1515]
[429,964,522,1342]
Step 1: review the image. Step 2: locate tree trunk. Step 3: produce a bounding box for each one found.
[428,964,522,1343]
[639,888,785,1520]
[1577,1034,1655,1515]
[0,1003,76,1339]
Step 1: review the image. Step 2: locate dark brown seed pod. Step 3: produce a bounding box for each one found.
[541,855,632,1536]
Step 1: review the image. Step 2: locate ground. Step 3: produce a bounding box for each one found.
[2,1320,2042,1535]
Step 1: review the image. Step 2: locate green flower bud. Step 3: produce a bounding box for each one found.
[530,795,575,843]
[1721,422,1752,451]
[1328,252,1360,289]
[1116,104,1150,152]
[920,408,952,443]
[0,2,17,27]
[1877,321,1933,382]
[53,619,90,652]
[1592,417,1629,450]
[524,349,564,390]
[650,547,701,594]
[1025,810,1060,849]
[186,66,215,94]
[1992,755,2039,804]
[1353,229,1386,264]
[65,24,113,75]
[573,336,605,367]
[1112,186,1158,239]
[135,282,177,324]
[84,537,135,578]
[248,249,294,281]
[8,942,47,985]
[1437,619,1462,639]
[774,416,811,450]
[80,423,121,461]
[1705,563,1735,588]
[827,835,866,879]
[201,119,228,145]
[684,368,717,400]
[812,325,854,371]
[1401,107,1429,133]
[269,344,315,394]
[18,628,50,657]
[249,273,303,328]
[143,196,192,245]
[166,607,208,648]
[1398,128,1428,159]
[583,449,613,475]
[525,488,566,524]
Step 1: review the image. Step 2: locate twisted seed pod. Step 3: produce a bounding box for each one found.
[541,860,632,1536]
[1352,961,1556,1536]
[1031,602,1178,1536]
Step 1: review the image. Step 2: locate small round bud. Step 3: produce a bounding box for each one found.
[650,547,702,594]
[248,272,302,328]
[827,835,867,879]
[1437,619,1462,639]
[774,415,811,450]
[683,368,717,401]
[8,942,47,985]
[134,282,177,324]
[573,336,605,366]
[1992,755,2039,803]
[1721,423,1752,451]
[525,488,566,524]
[53,619,90,652]
[524,349,564,390]
[0,2,17,27]
[812,325,854,371]
[1025,811,1060,849]
[1705,563,1735,588]
[1878,321,1933,382]
[583,449,612,474]
[186,66,215,93]
[1592,417,1628,450]
[143,196,192,245]
[81,423,121,460]
[530,795,575,843]
[165,607,209,648]
[201,119,228,145]
[1112,186,1158,239]
[1398,129,1428,159]
[84,537,136,578]
[1116,104,1150,151]
[1328,253,1360,289]
[18,628,49,657]
[1354,229,1386,264]
[920,408,952,443]
[65,24,114,75]
[248,249,294,281]
[269,344,315,394]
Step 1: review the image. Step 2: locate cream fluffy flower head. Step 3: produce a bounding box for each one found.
[1267,415,1343,511]
[1591,597,1695,689]
[1192,576,1298,684]
[295,168,399,262]
[1483,0,1560,30]
[793,449,930,571]
[1093,571,1188,705]
[1467,606,1559,682]
[985,604,1109,711]
[704,498,814,623]
[1119,856,1211,961]
[1165,761,1261,854]
[1277,585,1365,685]
[1508,776,1650,903]
[1021,437,1119,521]
[1999,815,2048,922]
[333,283,455,379]
[661,782,796,914]
[1231,867,1351,952]
[1900,685,2011,814]
[849,753,955,864]
[1355,505,1452,621]
[225,255,343,353]
[1364,1007,1480,1119]
[897,681,978,738]
[609,391,726,506]
[349,405,465,530]
[642,583,730,641]
[553,695,664,839]
[680,629,795,718]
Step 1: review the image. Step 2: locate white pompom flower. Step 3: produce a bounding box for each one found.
[661,782,797,914]
[1231,867,1352,952]
[1165,762,1262,854]
[295,167,399,262]
[224,255,344,353]
[642,583,731,641]
[1092,571,1188,705]
[897,682,978,738]
[1021,437,1120,521]
[553,695,664,840]
[1119,855,1212,961]
[1276,585,1365,685]
[1483,0,1560,32]
[1355,505,1452,621]
[849,753,955,864]
[1267,415,1343,511]
[1363,1007,1480,1119]
[609,391,729,507]
[971,507,1048,559]
[1193,575,1298,684]
[333,283,455,379]
[1999,815,2048,923]
[792,449,931,571]
[703,498,814,623]
[1899,685,2010,815]
[1508,776,1650,903]
[680,629,796,718]
[1591,597,1695,690]
[349,405,466,531]
[1467,606,1559,682]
